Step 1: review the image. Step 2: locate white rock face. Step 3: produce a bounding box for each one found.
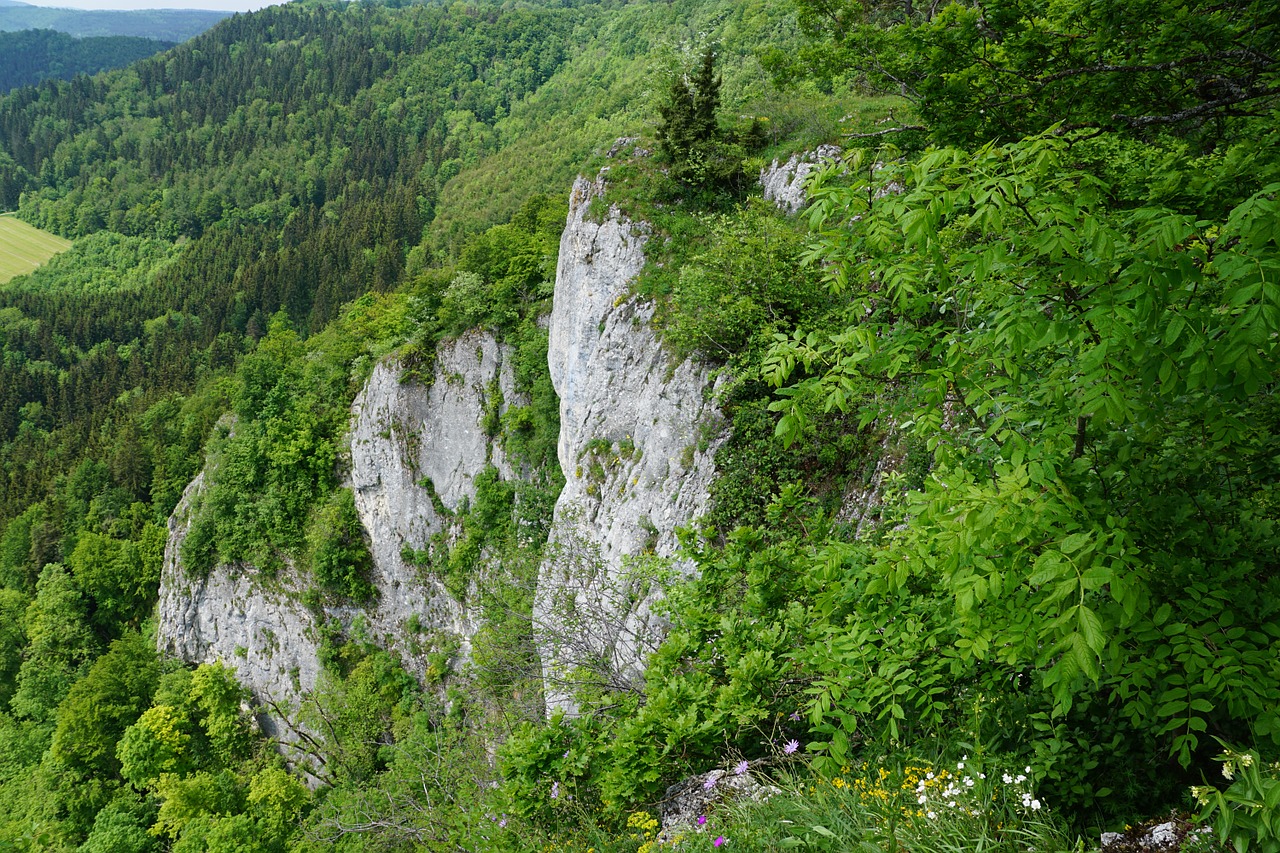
[759,144,842,214]
[537,175,725,714]
[159,174,729,730]
[157,473,322,742]
[158,333,525,724]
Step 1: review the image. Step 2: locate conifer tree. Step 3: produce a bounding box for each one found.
[656,47,741,193]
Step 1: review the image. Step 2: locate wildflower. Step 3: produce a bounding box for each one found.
[563,750,570,759]
[1191,786,1214,807]
[714,837,725,847]
[499,818,507,828]
[789,711,802,721]
[1031,799,1042,811]
[704,775,718,791]
[783,739,800,755]
[698,815,707,826]
[927,811,937,820]
[550,781,559,800]
[734,760,750,776]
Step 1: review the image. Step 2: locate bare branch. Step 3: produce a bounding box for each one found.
[1113,85,1280,127]
[1033,48,1275,84]
[844,124,927,139]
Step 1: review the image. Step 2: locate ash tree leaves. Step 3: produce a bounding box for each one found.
[775,0,1280,148]
[769,133,1280,773]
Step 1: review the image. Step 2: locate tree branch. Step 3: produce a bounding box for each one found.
[1113,85,1280,127]
[844,124,927,139]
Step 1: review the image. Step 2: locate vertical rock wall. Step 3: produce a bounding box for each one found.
[157,334,526,729]
[536,175,725,714]
[158,172,729,730]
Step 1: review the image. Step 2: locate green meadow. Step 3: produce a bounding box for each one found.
[0,214,71,283]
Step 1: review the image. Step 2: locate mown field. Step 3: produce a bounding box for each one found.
[0,214,71,283]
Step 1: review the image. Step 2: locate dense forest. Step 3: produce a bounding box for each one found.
[0,4,226,42]
[0,0,1276,851]
[0,30,173,93]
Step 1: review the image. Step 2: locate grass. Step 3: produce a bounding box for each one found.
[0,215,72,284]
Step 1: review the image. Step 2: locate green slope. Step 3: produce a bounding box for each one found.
[0,5,227,41]
[0,213,69,282]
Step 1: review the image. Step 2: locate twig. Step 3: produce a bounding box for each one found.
[845,124,928,139]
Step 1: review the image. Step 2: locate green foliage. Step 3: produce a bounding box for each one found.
[47,631,160,834]
[654,200,818,361]
[68,525,164,633]
[9,563,98,724]
[0,30,170,94]
[1195,744,1280,853]
[305,649,421,786]
[0,589,26,709]
[764,134,1280,817]
[714,755,1073,852]
[118,704,194,790]
[307,489,375,603]
[656,47,746,196]
[79,789,159,853]
[775,0,1280,149]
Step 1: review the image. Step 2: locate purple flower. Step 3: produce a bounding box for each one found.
[783,739,800,755]
[550,781,559,800]
[703,774,718,790]
[498,818,507,828]
[714,836,726,847]
[789,711,802,722]
[697,815,707,826]
[563,750,570,759]
[733,760,750,775]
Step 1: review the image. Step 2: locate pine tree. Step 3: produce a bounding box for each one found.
[656,47,741,193]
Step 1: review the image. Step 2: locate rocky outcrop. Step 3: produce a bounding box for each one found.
[157,473,321,741]
[536,174,726,714]
[159,172,729,731]
[347,333,526,678]
[657,768,780,844]
[759,144,842,214]
[157,333,527,729]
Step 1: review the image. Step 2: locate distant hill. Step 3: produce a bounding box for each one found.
[0,29,173,91]
[0,3,227,41]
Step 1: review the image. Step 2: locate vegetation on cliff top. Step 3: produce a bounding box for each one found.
[0,0,1275,850]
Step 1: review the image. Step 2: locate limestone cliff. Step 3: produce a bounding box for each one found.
[535,174,724,714]
[156,333,527,732]
[157,172,727,729]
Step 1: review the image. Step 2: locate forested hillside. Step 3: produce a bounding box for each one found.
[0,30,173,93]
[0,0,1276,850]
[0,4,226,42]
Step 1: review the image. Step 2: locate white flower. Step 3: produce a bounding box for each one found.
[1031,799,1042,811]
[964,777,975,787]
[927,811,937,820]
[1002,774,1014,784]
[957,762,965,769]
